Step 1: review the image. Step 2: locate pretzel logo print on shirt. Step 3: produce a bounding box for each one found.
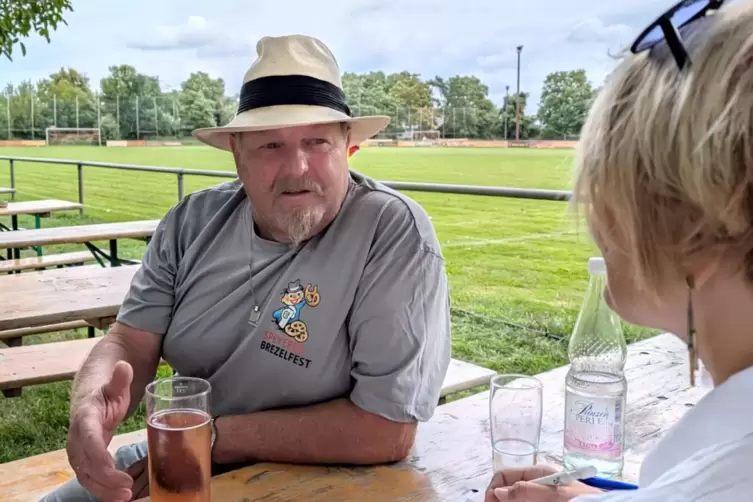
[271,279,320,343]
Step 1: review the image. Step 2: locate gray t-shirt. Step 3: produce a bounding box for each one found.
[117,171,451,423]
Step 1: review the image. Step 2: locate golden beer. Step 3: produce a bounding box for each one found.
[145,377,212,502]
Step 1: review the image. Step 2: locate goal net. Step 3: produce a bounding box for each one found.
[409,130,441,141]
[45,127,102,146]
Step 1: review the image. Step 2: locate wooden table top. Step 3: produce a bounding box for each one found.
[0,219,159,249]
[0,199,82,217]
[0,265,138,331]
[131,333,709,502]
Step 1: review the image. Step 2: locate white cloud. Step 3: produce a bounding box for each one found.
[127,16,214,51]
[0,0,681,113]
[567,18,633,46]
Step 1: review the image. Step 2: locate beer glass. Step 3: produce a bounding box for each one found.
[145,377,212,502]
[489,374,543,471]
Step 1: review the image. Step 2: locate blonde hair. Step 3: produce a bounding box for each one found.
[572,1,753,298]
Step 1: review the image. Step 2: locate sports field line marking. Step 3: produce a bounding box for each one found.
[442,231,576,247]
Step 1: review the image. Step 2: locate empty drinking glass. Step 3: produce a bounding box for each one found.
[489,374,543,471]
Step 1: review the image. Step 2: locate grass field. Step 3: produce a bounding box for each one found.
[0,145,658,464]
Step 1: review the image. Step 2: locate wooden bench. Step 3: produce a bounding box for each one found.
[0,251,95,273]
[439,358,497,403]
[0,199,83,235]
[0,327,495,399]
[0,220,158,265]
[0,334,710,502]
[0,337,101,396]
[0,320,93,350]
[0,320,90,341]
[0,356,493,501]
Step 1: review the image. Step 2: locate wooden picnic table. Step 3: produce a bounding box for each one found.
[0,265,138,332]
[0,219,158,265]
[0,199,82,232]
[129,333,708,502]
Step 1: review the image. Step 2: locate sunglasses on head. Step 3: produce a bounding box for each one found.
[629,0,729,69]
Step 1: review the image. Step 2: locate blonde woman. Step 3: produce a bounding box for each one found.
[486,0,753,501]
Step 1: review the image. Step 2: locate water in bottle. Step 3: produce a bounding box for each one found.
[563,257,627,478]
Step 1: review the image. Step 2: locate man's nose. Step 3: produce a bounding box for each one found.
[280,148,309,177]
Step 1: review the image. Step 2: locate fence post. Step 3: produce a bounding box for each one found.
[9,159,15,200]
[177,172,185,202]
[77,163,85,217]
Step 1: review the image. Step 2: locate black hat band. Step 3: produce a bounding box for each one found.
[237,74,352,117]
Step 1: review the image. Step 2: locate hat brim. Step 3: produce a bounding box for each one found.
[192,105,391,151]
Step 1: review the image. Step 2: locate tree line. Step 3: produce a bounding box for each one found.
[0,65,600,142]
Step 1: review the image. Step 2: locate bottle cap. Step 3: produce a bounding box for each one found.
[588,256,606,275]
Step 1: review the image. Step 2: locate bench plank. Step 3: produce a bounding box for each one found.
[0,265,138,331]
[441,359,496,396]
[0,220,159,250]
[0,320,90,341]
[0,251,95,273]
[0,337,100,390]
[0,200,82,217]
[0,328,493,398]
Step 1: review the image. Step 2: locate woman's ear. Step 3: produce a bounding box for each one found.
[685,249,726,289]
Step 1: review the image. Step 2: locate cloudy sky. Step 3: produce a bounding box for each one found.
[0,0,676,113]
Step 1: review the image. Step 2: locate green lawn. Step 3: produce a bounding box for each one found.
[0,146,658,464]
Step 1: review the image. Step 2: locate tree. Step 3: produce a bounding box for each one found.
[497,92,536,140]
[0,0,73,61]
[100,65,162,139]
[36,68,97,129]
[537,70,594,139]
[430,75,498,139]
[1,63,585,141]
[181,72,227,126]
[386,72,435,133]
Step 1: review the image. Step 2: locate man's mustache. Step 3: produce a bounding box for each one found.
[273,178,324,195]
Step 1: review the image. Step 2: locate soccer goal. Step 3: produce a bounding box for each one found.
[45,127,102,146]
[409,130,441,141]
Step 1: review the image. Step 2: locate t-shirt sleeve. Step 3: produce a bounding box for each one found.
[347,202,452,423]
[116,209,180,335]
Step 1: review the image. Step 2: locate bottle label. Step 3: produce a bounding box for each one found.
[564,393,623,458]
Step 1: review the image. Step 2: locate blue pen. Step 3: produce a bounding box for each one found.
[530,467,639,491]
[581,476,639,491]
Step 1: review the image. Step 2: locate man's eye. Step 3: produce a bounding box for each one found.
[260,143,282,149]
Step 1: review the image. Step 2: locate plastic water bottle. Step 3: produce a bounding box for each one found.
[563,257,627,478]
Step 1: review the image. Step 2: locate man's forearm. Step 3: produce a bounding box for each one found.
[212,398,417,465]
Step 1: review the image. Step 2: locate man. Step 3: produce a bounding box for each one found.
[42,34,451,502]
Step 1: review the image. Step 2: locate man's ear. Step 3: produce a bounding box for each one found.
[229,133,242,163]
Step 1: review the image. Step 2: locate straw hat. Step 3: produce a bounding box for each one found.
[192,34,391,151]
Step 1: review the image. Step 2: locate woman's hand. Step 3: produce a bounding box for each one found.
[485,465,605,502]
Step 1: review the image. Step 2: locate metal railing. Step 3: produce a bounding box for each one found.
[0,155,572,216]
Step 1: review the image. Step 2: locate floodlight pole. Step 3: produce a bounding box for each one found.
[515,45,523,140]
[504,85,509,140]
